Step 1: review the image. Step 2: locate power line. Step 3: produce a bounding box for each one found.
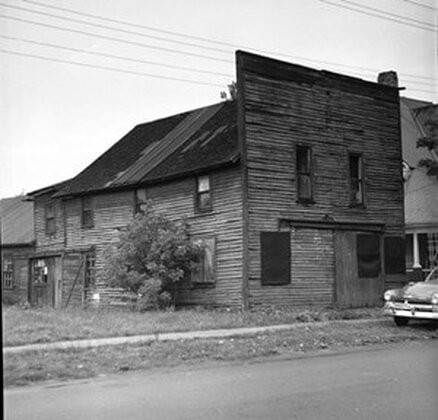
[0,48,226,87]
[319,0,436,32]
[0,34,234,78]
[20,0,437,82]
[398,0,437,11]
[0,2,232,55]
[336,0,435,27]
[0,14,233,64]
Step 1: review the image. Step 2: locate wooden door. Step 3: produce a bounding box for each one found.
[30,258,62,308]
[335,231,383,308]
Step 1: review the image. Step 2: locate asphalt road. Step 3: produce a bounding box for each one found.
[5,340,438,420]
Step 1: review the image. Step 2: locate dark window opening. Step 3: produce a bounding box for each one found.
[3,258,13,289]
[135,188,147,214]
[261,231,291,285]
[349,154,364,205]
[196,175,212,212]
[384,236,406,274]
[357,234,381,278]
[297,146,313,202]
[192,237,216,284]
[81,197,94,228]
[85,253,96,288]
[45,203,56,235]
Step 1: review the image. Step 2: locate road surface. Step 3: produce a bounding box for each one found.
[5,340,438,419]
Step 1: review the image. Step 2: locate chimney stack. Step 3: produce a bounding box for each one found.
[377,71,399,88]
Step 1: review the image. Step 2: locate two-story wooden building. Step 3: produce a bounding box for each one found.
[28,51,405,309]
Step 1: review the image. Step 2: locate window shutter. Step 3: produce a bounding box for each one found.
[357,234,381,278]
[261,232,291,285]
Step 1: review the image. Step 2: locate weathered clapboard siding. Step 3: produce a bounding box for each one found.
[148,165,244,307]
[33,194,65,255]
[1,247,32,304]
[237,52,404,307]
[58,165,243,308]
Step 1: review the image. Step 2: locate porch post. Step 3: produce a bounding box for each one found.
[412,232,421,268]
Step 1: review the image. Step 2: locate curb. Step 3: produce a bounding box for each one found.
[3,318,386,354]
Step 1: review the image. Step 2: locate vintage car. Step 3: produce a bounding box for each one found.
[384,266,438,326]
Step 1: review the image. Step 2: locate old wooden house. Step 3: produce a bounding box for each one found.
[28,51,405,309]
[1,196,35,305]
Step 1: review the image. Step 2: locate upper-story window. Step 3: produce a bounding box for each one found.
[2,257,13,289]
[296,145,313,202]
[134,188,147,214]
[45,203,56,235]
[81,197,94,228]
[196,175,212,212]
[349,153,364,206]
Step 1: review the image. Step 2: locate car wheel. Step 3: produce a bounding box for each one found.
[394,317,409,326]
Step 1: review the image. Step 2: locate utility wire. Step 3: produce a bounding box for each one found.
[0,2,232,55]
[20,0,436,82]
[0,49,226,87]
[319,0,435,32]
[0,34,234,78]
[398,0,436,11]
[0,14,233,64]
[336,0,435,27]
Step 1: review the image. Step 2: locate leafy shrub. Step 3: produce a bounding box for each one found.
[101,201,202,310]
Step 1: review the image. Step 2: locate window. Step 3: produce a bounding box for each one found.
[3,258,13,289]
[296,146,313,202]
[261,231,291,285]
[192,237,216,284]
[349,154,364,205]
[134,188,148,214]
[196,175,212,212]
[45,203,56,235]
[384,236,406,274]
[81,197,94,228]
[357,234,381,278]
[84,253,96,288]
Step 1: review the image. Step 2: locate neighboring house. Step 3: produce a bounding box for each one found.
[28,51,405,310]
[0,196,35,304]
[401,97,438,281]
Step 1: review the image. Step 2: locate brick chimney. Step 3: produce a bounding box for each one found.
[377,71,398,88]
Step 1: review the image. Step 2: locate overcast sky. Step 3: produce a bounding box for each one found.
[0,0,436,198]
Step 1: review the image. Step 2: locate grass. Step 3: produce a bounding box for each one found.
[3,305,382,347]
[4,318,437,387]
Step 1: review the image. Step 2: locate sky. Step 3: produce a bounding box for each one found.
[0,0,436,198]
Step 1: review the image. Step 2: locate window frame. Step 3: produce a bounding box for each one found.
[84,252,96,288]
[45,203,56,235]
[134,188,148,215]
[296,145,314,203]
[2,257,14,289]
[349,153,364,207]
[191,236,216,285]
[195,174,212,213]
[81,196,94,228]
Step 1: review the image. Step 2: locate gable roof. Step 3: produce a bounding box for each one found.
[56,100,238,197]
[400,96,434,168]
[0,196,34,246]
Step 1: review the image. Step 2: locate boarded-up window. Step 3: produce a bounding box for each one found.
[384,236,406,274]
[192,237,216,284]
[349,154,364,205]
[3,257,13,289]
[357,234,381,278]
[135,188,147,214]
[45,203,56,235]
[81,197,94,228]
[196,175,212,212]
[261,232,291,285]
[297,146,313,201]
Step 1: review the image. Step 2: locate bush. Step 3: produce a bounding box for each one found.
[101,201,202,310]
